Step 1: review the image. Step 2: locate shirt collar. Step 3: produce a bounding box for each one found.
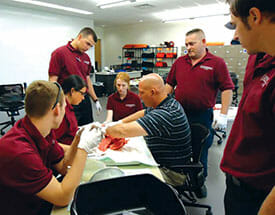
[66,41,81,54]
[113,90,129,102]
[254,53,275,75]
[66,99,74,111]
[21,116,56,152]
[185,48,213,65]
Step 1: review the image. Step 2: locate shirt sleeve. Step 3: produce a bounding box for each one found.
[2,152,53,195]
[215,58,235,91]
[166,60,178,87]
[48,50,64,77]
[49,140,65,166]
[137,109,172,137]
[106,95,114,110]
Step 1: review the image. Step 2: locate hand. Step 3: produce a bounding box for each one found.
[213,113,228,131]
[78,125,103,154]
[101,120,122,135]
[95,101,102,114]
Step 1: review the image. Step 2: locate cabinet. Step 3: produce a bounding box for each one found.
[122,46,178,76]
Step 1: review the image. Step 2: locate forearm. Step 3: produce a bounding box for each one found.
[60,149,87,200]
[62,136,80,168]
[49,75,58,82]
[105,110,113,123]
[106,121,147,138]
[87,76,98,101]
[121,110,145,123]
[220,89,233,114]
[258,187,275,215]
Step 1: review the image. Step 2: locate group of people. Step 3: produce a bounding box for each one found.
[0,0,274,214]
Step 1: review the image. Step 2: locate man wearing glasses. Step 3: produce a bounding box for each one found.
[49,27,102,126]
[0,80,102,215]
[221,0,275,214]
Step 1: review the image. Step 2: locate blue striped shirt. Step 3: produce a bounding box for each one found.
[137,96,192,170]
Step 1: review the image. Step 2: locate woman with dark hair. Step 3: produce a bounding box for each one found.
[54,75,87,145]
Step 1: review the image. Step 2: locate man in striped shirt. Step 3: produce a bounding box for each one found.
[106,73,192,186]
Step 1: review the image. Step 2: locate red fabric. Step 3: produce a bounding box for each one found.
[166,49,234,111]
[220,54,275,192]
[48,41,91,85]
[98,135,128,151]
[107,90,143,121]
[54,99,78,145]
[0,116,64,215]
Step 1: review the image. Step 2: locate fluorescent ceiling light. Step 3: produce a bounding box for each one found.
[154,3,229,23]
[12,0,93,15]
[97,0,136,9]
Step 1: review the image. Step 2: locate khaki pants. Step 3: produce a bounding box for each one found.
[159,167,186,187]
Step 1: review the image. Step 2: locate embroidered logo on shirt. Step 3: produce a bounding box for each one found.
[84,60,90,65]
[125,104,136,107]
[200,65,213,71]
[76,57,81,62]
[260,74,270,88]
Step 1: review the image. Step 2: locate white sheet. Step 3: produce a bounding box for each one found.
[88,136,159,167]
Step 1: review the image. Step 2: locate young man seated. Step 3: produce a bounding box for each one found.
[0,80,102,215]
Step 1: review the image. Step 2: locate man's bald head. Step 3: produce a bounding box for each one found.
[138,74,167,108]
[139,73,165,93]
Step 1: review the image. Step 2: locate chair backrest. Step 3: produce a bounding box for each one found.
[71,174,186,215]
[0,84,24,106]
[190,123,210,163]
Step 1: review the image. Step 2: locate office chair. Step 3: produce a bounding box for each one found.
[70,174,187,215]
[175,123,213,215]
[0,83,25,135]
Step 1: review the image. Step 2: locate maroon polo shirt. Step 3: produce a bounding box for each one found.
[0,116,64,215]
[54,99,78,145]
[221,54,275,192]
[48,41,91,85]
[166,50,234,111]
[107,90,143,121]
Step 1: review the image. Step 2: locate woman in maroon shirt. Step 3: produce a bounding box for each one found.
[105,72,143,122]
[54,75,87,145]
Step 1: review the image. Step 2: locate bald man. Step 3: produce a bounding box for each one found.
[106,74,192,186]
[166,29,234,184]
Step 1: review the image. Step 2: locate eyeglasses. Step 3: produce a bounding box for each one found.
[52,82,62,110]
[77,90,86,96]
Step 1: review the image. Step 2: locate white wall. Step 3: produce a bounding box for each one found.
[0,4,94,85]
[101,15,235,67]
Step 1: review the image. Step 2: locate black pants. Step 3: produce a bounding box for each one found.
[185,108,214,177]
[224,174,269,215]
[73,94,93,126]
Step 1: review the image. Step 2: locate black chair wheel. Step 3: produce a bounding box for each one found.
[222,133,227,138]
[1,131,5,135]
[217,139,222,145]
[206,209,213,215]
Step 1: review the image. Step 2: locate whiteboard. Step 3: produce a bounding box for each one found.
[0,4,95,85]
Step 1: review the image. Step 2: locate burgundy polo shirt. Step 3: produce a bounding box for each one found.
[166,50,234,111]
[107,90,143,121]
[54,99,78,145]
[48,41,91,85]
[0,116,64,215]
[221,54,275,192]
